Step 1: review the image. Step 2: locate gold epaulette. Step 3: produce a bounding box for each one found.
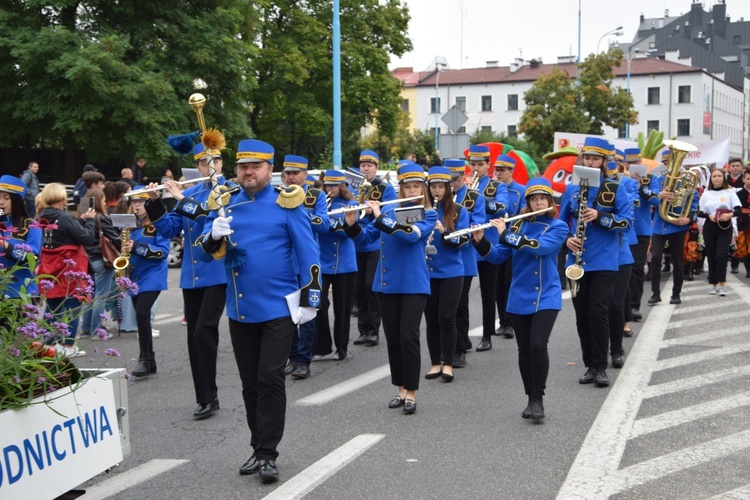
[206,185,239,211]
[275,185,305,209]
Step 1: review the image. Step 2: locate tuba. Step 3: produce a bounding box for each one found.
[658,139,700,223]
[113,227,131,278]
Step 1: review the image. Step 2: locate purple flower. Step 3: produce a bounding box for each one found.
[23,304,40,316]
[116,276,139,294]
[28,219,58,230]
[36,376,46,384]
[39,280,55,292]
[18,323,40,339]
[12,376,20,384]
[99,313,109,321]
[15,243,35,254]
[124,373,131,380]
[95,328,108,339]
[52,322,70,337]
[93,347,99,354]
[47,386,57,392]
[63,258,77,267]
[105,348,120,357]
[8,347,20,358]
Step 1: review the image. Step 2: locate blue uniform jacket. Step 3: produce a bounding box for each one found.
[476,175,509,262]
[427,203,469,279]
[504,180,527,216]
[454,185,486,277]
[1,216,41,297]
[634,175,656,237]
[197,183,322,323]
[558,177,632,273]
[129,224,169,294]
[354,181,397,253]
[345,203,437,295]
[642,174,700,236]
[292,185,329,277]
[474,214,568,314]
[147,179,231,290]
[320,197,358,275]
[615,176,636,266]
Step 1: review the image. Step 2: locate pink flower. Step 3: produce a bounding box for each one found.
[29,219,58,230]
[104,348,120,357]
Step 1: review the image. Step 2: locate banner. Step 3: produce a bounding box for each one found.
[659,137,730,166]
[553,132,637,153]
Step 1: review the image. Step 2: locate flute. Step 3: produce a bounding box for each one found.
[444,208,553,238]
[125,175,224,197]
[327,195,424,215]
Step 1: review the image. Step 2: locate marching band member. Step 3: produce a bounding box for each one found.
[344,162,436,415]
[424,166,469,383]
[468,144,509,352]
[446,159,487,368]
[352,150,397,347]
[314,170,358,361]
[734,168,750,278]
[145,143,230,419]
[472,178,568,420]
[282,155,329,380]
[126,187,170,378]
[0,175,42,299]
[198,139,321,483]
[698,168,742,296]
[493,155,526,339]
[559,137,631,388]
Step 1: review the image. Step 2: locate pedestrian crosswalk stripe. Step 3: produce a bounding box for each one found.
[656,342,750,370]
[644,365,750,398]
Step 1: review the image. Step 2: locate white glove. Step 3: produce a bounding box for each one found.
[298,306,318,325]
[211,216,233,240]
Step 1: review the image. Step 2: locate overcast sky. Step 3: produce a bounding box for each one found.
[389,0,750,70]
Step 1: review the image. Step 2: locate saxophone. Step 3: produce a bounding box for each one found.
[658,139,700,223]
[113,227,131,278]
[357,178,372,220]
[565,178,590,298]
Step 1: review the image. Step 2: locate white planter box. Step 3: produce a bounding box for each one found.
[0,368,129,500]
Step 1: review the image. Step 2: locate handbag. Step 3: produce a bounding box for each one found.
[98,215,120,269]
[714,208,732,230]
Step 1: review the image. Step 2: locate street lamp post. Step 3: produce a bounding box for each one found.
[597,26,624,53]
[434,67,445,152]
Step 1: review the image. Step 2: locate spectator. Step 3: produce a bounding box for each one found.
[73,164,99,205]
[121,167,138,188]
[20,161,40,218]
[131,157,147,184]
[160,169,178,212]
[77,171,106,214]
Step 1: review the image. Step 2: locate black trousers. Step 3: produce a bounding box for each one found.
[229,316,294,461]
[495,256,513,328]
[315,272,356,358]
[377,293,427,391]
[509,309,558,397]
[477,261,500,340]
[183,285,226,405]
[703,221,733,285]
[651,231,687,297]
[424,277,463,366]
[629,235,650,310]
[355,251,381,337]
[131,291,160,356]
[572,271,615,371]
[609,265,632,356]
[455,276,474,353]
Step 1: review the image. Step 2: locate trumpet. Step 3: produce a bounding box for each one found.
[444,208,553,238]
[327,196,424,215]
[125,175,224,198]
[468,171,480,190]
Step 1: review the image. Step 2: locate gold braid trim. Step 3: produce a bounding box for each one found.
[276,185,305,209]
[212,239,227,260]
[206,185,234,211]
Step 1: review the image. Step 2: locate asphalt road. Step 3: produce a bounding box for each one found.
[70,268,750,499]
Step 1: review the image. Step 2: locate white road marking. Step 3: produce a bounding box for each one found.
[154,313,184,324]
[662,324,749,346]
[666,314,726,330]
[81,459,189,499]
[296,365,391,406]
[655,342,750,370]
[262,434,384,500]
[670,298,742,315]
[644,365,750,398]
[630,391,750,438]
[707,483,750,499]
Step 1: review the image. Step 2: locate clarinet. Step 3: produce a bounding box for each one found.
[425,195,439,256]
[565,178,590,298]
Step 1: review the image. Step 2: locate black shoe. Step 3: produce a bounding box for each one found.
[594,370,610,387]
[353,334,368,345]
[239,454,260,475]
[731,267,739,274]
[194,399,220,420]
[631,308,642,321]
[388,396,405,409]
[132,354,150,377]
[476,338,492,352]
[623,329,633,338]
[291,364,310,379]
[529,396,545,420]
[647,293,661,305]
[611,354,624,369]
[259,459,279,483]
[350,304,358,317]
[579,368,596,384]
[669,295,681,305]
[662,264,671,273]
[440,371,454,383]
[522,397,532,419]
[403,399,416,414]
[493,326,503,336]
[503,326,515,339]
[453,351,467,368]
[425,369,442,380]
[364,334,379,346]
[746,271,750,278]
[283,359,297,376]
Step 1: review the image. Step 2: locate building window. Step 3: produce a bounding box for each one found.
[507,94,519,111]
[647,87,660,105]
[617,125,627,138]
[401,99,409,112]
[481,95,492,112]
[647,120,659,133]
[457,126,466,133]
[456,96,466,112]
[507,125,517,137]
[678,86,691,104]
[430,97,441,114]
[677,119,690,136]
[430,127,439,137]
[481,126,492,132]
[734,35,741,44]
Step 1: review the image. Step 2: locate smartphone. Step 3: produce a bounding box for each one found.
[87,196,95,211]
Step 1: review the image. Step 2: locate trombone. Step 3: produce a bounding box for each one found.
[327,196,424,216]
[124,175,224,198]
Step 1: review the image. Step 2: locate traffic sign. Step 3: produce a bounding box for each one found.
[441,106,468,133]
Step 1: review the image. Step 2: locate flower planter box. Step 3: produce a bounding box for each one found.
[0,368,129,500]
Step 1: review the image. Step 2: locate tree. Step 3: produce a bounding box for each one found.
[519,49,637,154]
[0,0,257,179]
[360,111,435,168]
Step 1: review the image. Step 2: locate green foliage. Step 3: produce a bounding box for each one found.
[361,111,434,168]
[468,130,546,174]
[519,50,637,155]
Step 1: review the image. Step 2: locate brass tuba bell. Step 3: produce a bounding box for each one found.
[658,139,700,223]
